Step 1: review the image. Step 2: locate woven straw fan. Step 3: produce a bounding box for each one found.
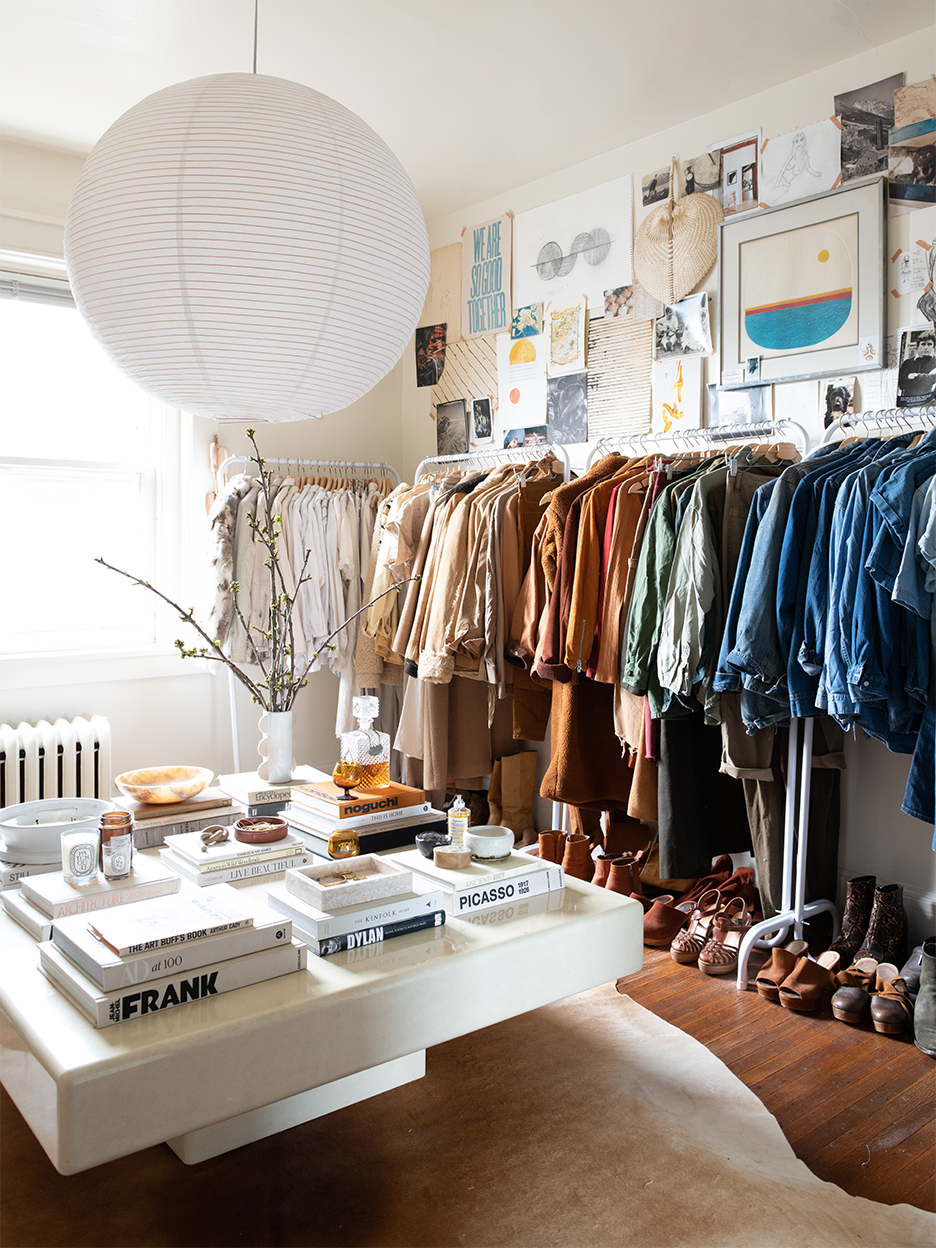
[633,158,724,306]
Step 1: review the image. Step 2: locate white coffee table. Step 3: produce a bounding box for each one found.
[1,862,641,1174]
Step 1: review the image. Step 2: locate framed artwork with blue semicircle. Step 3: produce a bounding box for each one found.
[718,176,884,387]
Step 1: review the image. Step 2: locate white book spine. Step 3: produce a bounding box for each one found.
[134,814,235,850]
[39,939,308,1027]
[267,884,447,939]
[2,889,53,941]
[24,877,181,920]
[1,861,60,890]
[53,919,294,990]
[399,853,554,892]
[160,848,315,886]
[167,842,303,873]
[443,866,564,916]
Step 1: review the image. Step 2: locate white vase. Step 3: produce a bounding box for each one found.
[257,710,295,784]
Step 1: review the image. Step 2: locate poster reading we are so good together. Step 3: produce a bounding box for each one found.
[462,213,511,340]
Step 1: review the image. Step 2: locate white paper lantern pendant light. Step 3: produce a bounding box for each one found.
[65,71,430,422]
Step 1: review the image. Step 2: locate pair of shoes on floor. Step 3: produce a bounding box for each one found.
[829,876,909,969]
[756,946,840,1011]
[536,831,596,882]
[591,849,645,895]
[668,891,753,975]
[831,960,915,1034]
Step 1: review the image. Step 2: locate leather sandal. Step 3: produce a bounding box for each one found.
[778,950,840,1012]
[870,964,915,1035]
[669,889,722,964]
[698,898,752,976]
[753,940,809,1001]
[830,956,878,1024]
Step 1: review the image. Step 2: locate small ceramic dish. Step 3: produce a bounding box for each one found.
[233,816,289,843]
[464,824,514,861]
[115,765,213,805]
[286,854,411,909]
[415,831,451,859]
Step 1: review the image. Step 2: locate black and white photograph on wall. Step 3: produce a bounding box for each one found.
[682,150,721,198]
[435,398,469,456]
[823,376,855,427]
[642,166,670,206]
[835,73,902,182]
[654,292,713,360]
[896,327,936,407]
[471,397,494,444]
[707,383,772,426]
[546,373,588,444]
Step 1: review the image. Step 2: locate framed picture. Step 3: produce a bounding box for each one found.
[435,399,469,456]
[718,177,885,386]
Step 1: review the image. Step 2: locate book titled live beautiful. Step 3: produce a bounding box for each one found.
[290,780,426,820]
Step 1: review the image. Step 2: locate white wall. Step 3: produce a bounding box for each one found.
[2,27,934,938]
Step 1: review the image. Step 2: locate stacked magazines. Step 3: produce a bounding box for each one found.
[159,827,316,885]
[37,883,306,1027]
[285,778,446,856]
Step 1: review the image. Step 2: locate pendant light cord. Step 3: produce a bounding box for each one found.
[252,0,258,72]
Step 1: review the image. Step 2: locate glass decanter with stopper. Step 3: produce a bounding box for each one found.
[338,696,390,790]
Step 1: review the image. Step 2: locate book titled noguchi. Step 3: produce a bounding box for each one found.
[290,780,425,821]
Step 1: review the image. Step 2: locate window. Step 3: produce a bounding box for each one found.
[0,252,198,673]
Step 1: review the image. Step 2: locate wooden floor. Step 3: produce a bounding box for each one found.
[617,946,936,1213]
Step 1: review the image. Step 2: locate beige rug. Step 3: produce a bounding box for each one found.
[2,983,933,1248]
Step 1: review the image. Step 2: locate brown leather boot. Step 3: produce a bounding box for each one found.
[561,833,594,882]
[828,875,875,969]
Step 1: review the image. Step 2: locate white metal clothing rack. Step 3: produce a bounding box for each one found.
[415,441,572,483]
[586,417,812,466]
[735,402,936,988]
[214,454,402,772]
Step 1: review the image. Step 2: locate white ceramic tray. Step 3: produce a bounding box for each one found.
[285,854,412,910]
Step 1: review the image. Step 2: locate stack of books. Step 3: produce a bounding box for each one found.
[285,778,446,857]
[0,843,62,892]
[385,848,565,917]
[216,767,325,818]
[37,883,306,1027]
[158,827,315,886]
[3,852,182,942]
[268,873,446,957]
[114,787,235,850]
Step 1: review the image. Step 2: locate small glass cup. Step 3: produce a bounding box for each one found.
[61,827,99,886]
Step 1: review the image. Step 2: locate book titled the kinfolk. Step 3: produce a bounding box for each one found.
[20,853,181,920]
[289,780,426,821]
[39,937,307,1027]
[86,883,254,956]
[267,874,447,941]
[53,901,292,990]
[296,910,445,957]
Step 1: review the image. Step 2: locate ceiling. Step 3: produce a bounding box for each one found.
[1,0,932,223]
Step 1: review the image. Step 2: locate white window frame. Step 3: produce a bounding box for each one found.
[0,250,207,690]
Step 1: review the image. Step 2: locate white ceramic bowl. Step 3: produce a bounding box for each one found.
[0,798,115,855]
[464,824,514,861]
[115,765,213,804]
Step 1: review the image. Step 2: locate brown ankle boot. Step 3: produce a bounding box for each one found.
[561,833,594,882]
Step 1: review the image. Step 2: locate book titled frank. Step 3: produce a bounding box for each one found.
[20,853,181,920]
[86,883,254,956]
[39,937,307,1027]
[290,780,426,820]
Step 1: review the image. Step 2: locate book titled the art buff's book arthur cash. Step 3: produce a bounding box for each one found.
[295,910,445,957]
[385,849,565,916]
[19,853,181,920]
[290,780,426,821]
[85,882,254,956]
[53,896,292,990]
[159,846,315,886]
[39,937,307,1028]
[267,873,446,941]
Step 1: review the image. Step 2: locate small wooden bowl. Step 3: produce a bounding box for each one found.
[233,815,288,843]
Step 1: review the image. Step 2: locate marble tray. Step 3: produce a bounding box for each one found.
[285,854,412,910]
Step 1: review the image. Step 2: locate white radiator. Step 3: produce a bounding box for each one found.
[0,717,112,807]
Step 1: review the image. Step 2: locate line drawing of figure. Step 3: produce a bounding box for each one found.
[772,131,823,197]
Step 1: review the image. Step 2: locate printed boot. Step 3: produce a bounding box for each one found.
[853,882,909,968]
[914,939,936,1058]
[561,833,595,882]
[828,874,875,969]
